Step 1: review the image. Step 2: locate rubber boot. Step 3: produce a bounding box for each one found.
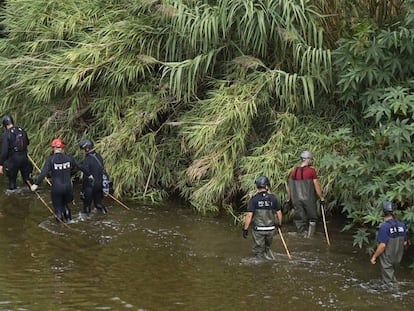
[264,248,275,261]
[8,179,17,190]
[83,205,91,215]
[97,205,107,214]
[294,220,307,235]
[64,207,72,222]
[55,210,63,223]
[306,221,316,238]
[254,253,265,261]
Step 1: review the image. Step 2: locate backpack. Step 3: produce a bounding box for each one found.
[102,171,111,195]
[90,153,112,195]
[10,127,27,152]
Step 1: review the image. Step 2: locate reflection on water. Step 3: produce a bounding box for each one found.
[0,184,413,310]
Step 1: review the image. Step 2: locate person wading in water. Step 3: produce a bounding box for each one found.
[287,150,325,238]
[79,138,108,215]
[0,114,33,190]
[243,176,282,260]
[370,201,408,288]
[30,138,91,223]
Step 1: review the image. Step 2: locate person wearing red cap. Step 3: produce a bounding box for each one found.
[30,138,91,223]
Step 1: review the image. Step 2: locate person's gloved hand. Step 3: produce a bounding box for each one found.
[242,229,248,239]
[88,175,95,186]
[284,200,293,210]
[30,184,38,192]
[320,198,326,206]
[277,224,282,229]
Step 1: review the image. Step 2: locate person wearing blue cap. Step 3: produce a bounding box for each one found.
[370,201,408,287]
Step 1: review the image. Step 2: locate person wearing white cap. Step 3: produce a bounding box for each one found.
[287,150,324,237]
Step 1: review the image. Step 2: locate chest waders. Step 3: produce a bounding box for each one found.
[252,202,277,260]
[379,220,405,285]
[289,167,317,237]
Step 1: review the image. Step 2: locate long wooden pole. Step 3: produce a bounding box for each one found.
[278,227,292,260]
[28,154,51,186]
[27,181,72,229]
[321,203,331,246]
[28,154,79,206]
[106,193,130,210]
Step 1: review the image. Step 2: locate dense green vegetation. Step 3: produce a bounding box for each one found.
[1,0,414,255]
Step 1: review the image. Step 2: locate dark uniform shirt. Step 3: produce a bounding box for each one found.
[247,191,280,229]
[80,151,104,189]
[377,219,407,265]
[36,153,89,188]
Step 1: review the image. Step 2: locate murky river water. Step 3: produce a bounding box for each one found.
[0,181,413,311]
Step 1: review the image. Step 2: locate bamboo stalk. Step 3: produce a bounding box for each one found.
[144,158,155,196]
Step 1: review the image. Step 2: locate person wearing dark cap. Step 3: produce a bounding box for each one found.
[242,176,282,260]
[30,138,91,223]
[370,201,408,287]
[79,138,108,215]
[0,114,33,190]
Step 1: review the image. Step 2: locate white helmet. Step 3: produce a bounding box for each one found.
[300,150,313,160]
